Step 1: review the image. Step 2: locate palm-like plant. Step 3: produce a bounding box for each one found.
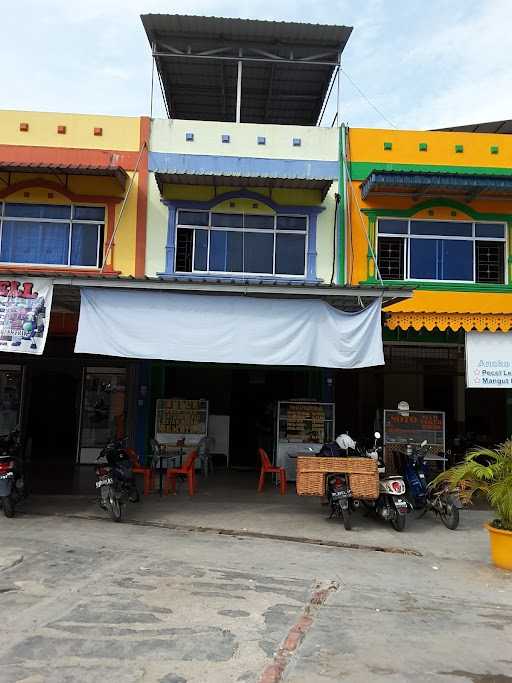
[435,439,512,531]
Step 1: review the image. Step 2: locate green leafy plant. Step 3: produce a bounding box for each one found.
[435,439,512,531]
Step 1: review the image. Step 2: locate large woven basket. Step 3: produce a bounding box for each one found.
[296,456,379,500]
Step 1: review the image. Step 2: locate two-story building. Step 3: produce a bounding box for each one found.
[343,124,512,449]
[0,110,149,491]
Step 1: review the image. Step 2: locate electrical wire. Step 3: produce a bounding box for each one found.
[330,193,340,285]
[341,68,397,129]
[101,140,148,272]
[343,155,384,286]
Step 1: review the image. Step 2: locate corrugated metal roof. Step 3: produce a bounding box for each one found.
[154,171,332,198]
[141,14,352,125]
[0,161,128,190]
[436,120,512,134]
[361,169,512,200]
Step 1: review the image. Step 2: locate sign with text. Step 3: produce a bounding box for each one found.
[384,410,445,447]
[0,279,53,355]
[466,331,512,389]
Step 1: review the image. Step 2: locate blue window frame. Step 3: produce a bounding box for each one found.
[175,209,308,277]
[0,203,105,267]
[377,217,507,284]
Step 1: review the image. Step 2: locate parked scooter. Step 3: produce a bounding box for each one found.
[0,430,25,518]
[95,439,139,522]
[362,432,409,532]
[402,441,461,530]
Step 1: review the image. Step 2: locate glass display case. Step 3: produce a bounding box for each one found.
[276,400,335,481]
[78,367,127,464]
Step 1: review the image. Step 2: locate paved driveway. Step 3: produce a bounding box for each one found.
[0,512,511,682]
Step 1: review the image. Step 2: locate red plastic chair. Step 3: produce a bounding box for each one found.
[164,450,198,496]
[258,448,287,495]
[126,447,155,496]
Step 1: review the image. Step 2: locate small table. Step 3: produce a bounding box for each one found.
[157,450,184,497]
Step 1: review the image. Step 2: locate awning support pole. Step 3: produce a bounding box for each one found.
[236,58,243,123]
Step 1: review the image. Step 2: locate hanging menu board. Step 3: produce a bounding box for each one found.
[384,410,445,448]
[155,398,208,444]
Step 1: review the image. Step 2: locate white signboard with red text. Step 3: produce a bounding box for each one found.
[466,331,512,389]
[0,279,53,355]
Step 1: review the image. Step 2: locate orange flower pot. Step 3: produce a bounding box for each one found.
[485,523,512,571]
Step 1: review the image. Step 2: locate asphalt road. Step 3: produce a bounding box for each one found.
[0,513,511,683]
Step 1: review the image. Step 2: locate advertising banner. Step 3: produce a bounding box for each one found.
[384,410,445,447]
[466,331,512,389]
[0,279,53,355]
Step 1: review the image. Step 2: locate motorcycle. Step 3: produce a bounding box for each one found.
[362,432,409,532]
[402,441,462,530]
[325,472,353,530]
[0,430,25,518]
[95,439,139,522]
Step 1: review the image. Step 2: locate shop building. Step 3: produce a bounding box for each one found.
[0,110,149,491]
[343,124,512,450]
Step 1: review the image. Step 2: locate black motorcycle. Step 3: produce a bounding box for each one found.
[326,473,353,530]
[0,430,25,518]
[96,439,139,522]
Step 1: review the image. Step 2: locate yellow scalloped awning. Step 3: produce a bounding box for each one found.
[385,291,512,332]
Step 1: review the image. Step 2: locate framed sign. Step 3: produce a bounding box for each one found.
[384,410,445,448]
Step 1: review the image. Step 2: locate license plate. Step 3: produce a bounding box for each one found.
[331,490,347,500]
[395,498,408,508]
[96,477,113,488]
[0,472,13,479]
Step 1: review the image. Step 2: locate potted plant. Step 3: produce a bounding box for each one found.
[436,440,512,570]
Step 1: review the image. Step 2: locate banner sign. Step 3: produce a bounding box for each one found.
[466,331,512,389]
[0,279,53,355]
[384,410,445,447]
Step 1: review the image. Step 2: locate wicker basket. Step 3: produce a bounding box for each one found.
[296,456,379,500]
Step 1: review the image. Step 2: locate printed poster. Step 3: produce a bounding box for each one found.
[466,331,512,389]
[0,279,53,355]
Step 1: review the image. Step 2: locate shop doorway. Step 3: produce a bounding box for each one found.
[26,365,81,494]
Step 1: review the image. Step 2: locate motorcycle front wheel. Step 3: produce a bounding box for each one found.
[340,506,352,530]
[108,489,122,523]
[2,496,14,518]
[440,500,459,530]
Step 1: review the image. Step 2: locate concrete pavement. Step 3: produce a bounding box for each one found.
[0,507,511,683]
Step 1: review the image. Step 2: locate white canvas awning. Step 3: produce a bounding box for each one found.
[75,288,385,369]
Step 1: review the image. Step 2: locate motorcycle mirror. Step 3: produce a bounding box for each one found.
[374,431,381,439]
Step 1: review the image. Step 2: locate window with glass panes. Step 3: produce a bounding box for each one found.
[0,203,105,267]
[376,218,507,283]
[175,209,308,276]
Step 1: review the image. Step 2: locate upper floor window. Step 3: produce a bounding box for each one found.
[175,209,307,277]
[0,203,105,268]
[377,218,506,284]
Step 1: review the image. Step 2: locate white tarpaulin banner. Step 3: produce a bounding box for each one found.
[75,288,385,369]
[466,331,512,388]
[0,278,53,355]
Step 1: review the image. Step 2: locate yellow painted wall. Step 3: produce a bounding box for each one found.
[346,127,512,289]
[349,127,512,169]
[0,175,137,275]
[146,179,337,280]
[0,110,141,151]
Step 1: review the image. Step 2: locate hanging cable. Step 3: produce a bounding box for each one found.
[343,155,384,286]
[101,140,148,272]
[330,193,340,285]
[341,69,397,129]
